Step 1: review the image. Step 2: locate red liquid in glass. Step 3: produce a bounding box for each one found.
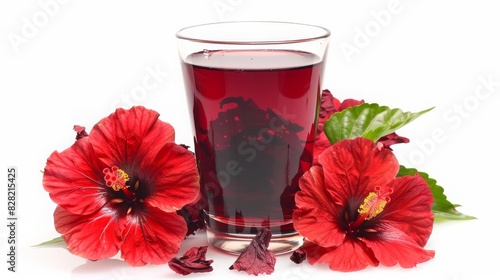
[182,50,324,236]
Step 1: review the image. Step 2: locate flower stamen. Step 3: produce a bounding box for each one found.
[103,166,130,191]
[348,186,393,233]
[358,186,393,221]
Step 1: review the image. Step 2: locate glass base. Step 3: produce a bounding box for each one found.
[205,215,303,255]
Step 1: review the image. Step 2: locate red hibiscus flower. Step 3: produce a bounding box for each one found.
[314,90,408,164]
[293,137,435,272]
[42,106,200,266]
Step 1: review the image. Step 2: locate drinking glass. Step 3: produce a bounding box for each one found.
[176,21,330,254]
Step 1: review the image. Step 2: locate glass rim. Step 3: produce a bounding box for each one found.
[175,21,331,45]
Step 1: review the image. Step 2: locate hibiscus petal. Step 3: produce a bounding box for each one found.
[377,132,409,150]
[144,143,200,212]
[176,196,206,237]
[303,239,379,272]
[293,166,345,247]
[378,175,434,247]
[168,246,213,275]
[120,208,187,266]
[319,138,399,208]
[54,205,122,261]
[229,228,276,276]
[317,89,340,132]
[290,246,307,264]
[312,132,331,165]
[73,125,89,140]
[338,98,365,111]
[90,106,175,168]
[43,137,107,215]
[363,225,435,268]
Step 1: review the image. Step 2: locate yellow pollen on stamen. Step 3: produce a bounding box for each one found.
[103,166,130,191]
[358,187,392,220]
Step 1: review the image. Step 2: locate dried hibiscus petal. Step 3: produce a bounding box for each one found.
[290,246,307,264]
[229,228,276,275]
[176,197,206,237]
[168,246,213,275]
[73,125,88,140]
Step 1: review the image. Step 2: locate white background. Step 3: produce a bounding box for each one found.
[1,0,499,279]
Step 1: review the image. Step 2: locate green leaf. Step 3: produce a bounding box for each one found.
[397,165,476,221]
[432,209,477,222]
[323,103,434,144]
[32,236,65,247]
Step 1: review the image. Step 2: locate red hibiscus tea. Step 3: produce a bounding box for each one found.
[176,22,330,254]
